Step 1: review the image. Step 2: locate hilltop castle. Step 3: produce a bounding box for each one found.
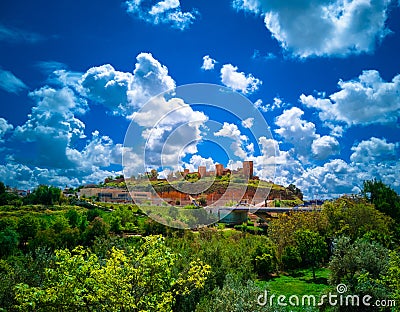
[182,160,254,180]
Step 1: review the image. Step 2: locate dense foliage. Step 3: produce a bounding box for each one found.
[0,179,399,311]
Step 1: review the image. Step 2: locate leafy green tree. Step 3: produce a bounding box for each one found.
[25,185,62,205]
[65,208,80,228]
[17,215,40,247]
[50,215,70,233]
[196,274,266,312]
[294,229,327,281]
[329,237,389,292]
[14,235,211,312]
[362,179,400,221]
[382,250,400,307]
[82,217,110,245]
[0,181,5,194]
[251,240,277,278]
[288,183,303,200]
[322,196,393,244]
[0,227,19,257]
[267,211,328,263]
[86,208,102,222]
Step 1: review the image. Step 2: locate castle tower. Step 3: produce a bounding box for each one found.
[215,164,224,176]
[243,161,253,179]
[198,166,206,178]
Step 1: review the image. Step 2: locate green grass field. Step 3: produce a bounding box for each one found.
[256,268,331,311]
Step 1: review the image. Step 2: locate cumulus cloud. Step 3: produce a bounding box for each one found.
[350,137,398,163]
[125,0,198,30]
[241,117,254,128]
[311,135,340,160]
[0,68,28,93]
[2,82,125,189]
[220,64,262,94]
[254,97,283,112]
[130,95,208,168]
[2,52,185,189]
[185,155,217,172]
[12,86,87,169]
[201,55,217,70]
[80,53,175,116]
[275,107,340,161]
[233,0,392,58]
[0,118,13,133]
[301,70,400,126]
[297,159,356,197]
[80,64,133,114]
[275,107,317,158]
[214,122,250,159]
[128,53,175,109]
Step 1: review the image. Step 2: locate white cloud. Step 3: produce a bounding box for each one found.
[350,137,398,163]
[275,107,317,159]
[0,118,13,142]
[130,95,208,168]
[185,155,216,172]
[80,64,133,114]
[80,53,175,116]
[241,117,254,128]
[275,107,341,162]
[233,0,392,58]
[127,52,176,110]
[201,55,217,70]
[311,135,340,160]
[220,64,262,94]
[214,122,250,159]
[254,97,283,112]
[297,159,356,198]
[301,70,400,126]
[0,68,28,93]
[125,0,198,30]
[12,86,87,169]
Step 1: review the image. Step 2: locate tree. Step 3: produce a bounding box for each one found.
[83,217,110,245]
[65,209,80,228]
[322,196,393,244]
[267,211,328,263]
[382,250,400,306]
[294,229,327,281]
[0,227,19,257]
[288,183,303,200]
[14,235,211,312]
[149,169,158,180]
[26,185,62,205]
[17,215,39,247]
[329,237,390,292]
[362,179,400,221]
[195,274,265,312]
[0,181,5,194]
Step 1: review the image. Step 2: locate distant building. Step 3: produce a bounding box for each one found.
[215,164,224,176]
[198,166,206,178]
[79,187,151,203]
[243,161,253,179]
[182,169,190,177]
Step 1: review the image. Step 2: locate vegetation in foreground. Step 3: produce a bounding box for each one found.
[0,179,399,311]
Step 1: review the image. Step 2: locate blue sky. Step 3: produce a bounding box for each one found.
[0,0,399,199]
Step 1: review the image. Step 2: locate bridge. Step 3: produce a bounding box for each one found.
[206,206,321,225]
